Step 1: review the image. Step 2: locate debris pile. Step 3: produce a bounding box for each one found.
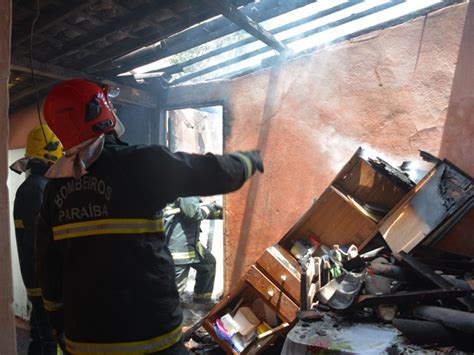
[197,149,474,354]
[294,241,474,352]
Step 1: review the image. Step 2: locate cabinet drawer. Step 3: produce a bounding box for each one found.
[256,245,301,305]
[246,266,298,323]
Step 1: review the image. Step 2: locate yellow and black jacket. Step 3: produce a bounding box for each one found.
[36,135,260,354]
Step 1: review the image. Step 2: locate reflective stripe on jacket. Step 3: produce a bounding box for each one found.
[36,135,258,352]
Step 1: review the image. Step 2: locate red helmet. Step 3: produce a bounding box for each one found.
[43,79,124,150]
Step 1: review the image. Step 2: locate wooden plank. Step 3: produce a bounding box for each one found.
[203,0,287,53]
[399,251,474,311]
[11,58,92,81]
[0,0,17,353]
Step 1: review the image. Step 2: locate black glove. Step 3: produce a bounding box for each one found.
[241,150,264,173]
[213,203,223,219]
[207,202,223,219]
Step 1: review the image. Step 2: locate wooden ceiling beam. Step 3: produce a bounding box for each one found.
[10,59,156,108]
[108,0,312,76]
[203,0,287,53]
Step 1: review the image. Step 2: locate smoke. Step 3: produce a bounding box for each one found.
[311,123,425,178]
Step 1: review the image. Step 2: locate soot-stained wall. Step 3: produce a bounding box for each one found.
[211,2,473,290]
[164,3,473,291]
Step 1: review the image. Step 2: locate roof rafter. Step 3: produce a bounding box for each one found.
[10,58,156,108]
[108,0,313,76]
[156,1,363,77]
[218,0,463,82]
[168,0,405,85]
[68,2,254,72]
[203,0,287,53]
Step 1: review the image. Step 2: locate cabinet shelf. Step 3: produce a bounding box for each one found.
[279,185,378,250]
[203,277,296,354]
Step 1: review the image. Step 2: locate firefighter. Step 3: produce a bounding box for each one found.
[10,124,62,355]
[164,197,223,303]
[36,79,264,354]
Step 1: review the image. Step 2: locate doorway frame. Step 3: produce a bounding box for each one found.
[160,100,228,298]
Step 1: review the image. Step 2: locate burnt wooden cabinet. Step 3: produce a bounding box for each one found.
[205,149,473,354]
[204,149,413,353]
[270,149,412,308]
[278,149,412,251]
[204,148,446,353]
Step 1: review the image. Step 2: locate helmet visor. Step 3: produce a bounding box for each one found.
[101,83,125,137]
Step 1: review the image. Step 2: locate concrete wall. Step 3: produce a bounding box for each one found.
[212,2,473,289]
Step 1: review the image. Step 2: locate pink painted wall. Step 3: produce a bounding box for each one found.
[223,2,474,289]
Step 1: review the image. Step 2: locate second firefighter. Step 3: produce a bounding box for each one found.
[165,197,222,303]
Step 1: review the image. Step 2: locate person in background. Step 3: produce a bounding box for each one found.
[165,196,223,303]
[10,124,62,355]
[35,79,264,354]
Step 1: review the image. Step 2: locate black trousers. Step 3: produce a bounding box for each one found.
[28,297,57,355]
[175,249,216,302]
